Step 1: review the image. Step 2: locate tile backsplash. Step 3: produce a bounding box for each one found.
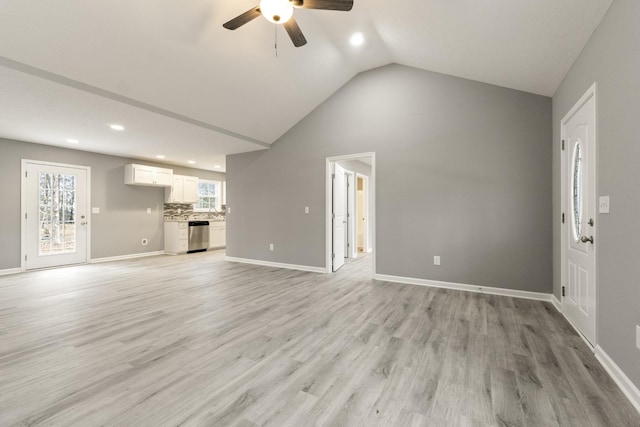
[164,203,226,221]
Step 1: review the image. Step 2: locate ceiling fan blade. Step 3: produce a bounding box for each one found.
[283,18,307,47]
[223,6,261,30]
[292,0,353,11]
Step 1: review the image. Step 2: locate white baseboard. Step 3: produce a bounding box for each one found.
[595,345,640,414]
[551,294,562,312]
[373,273,553,302]
[225,256,325,274]
[90,251,165,264]
[0,268,21,276]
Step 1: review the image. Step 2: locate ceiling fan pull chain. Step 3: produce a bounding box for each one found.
[275,25,278,58]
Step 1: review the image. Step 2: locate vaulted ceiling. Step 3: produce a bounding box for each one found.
[0,0,612,171]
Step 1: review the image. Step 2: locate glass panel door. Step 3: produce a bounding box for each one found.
[25,162,88,269]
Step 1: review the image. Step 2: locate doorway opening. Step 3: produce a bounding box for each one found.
[325,153,375,274]
[21,160,91,271]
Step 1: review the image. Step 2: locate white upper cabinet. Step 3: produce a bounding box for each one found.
[165,174,199,204]
[125,164,173,187]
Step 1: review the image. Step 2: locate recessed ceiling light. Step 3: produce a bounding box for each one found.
[110,124,125,131]
[214,165,221,169]
[156,155,165,159]
[66,138,79,144]
[187,160,196,164]
[350,32,364,46]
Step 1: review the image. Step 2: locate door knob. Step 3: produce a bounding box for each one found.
[580,235,594,244]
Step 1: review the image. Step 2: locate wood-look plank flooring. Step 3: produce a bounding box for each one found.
[0,251,638,426]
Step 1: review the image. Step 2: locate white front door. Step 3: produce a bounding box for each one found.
[332,164,346,271]
[24,161,90,270]
[562,86,597,345]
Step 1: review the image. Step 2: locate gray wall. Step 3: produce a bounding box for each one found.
[227,63,552,293]
[552,0,640,388]
[0,137,225,269]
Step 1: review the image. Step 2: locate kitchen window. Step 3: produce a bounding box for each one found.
[194,179,222,212]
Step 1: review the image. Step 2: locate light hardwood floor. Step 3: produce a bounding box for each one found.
[0,251,638,426]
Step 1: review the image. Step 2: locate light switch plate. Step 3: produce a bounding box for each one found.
[434,256,441,266]
[599,196,610,214]
[305,206,309,214]
[269,243,274,251]
[636,325,640,350]
[92,207,100,214]
[146,208,152,214]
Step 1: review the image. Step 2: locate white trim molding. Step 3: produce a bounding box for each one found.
[374,274,553,302]
[594,346,640,414]
[225,256,325,274]
[0,268,21,277]
[90,251,165,264]
[551,294,562,312]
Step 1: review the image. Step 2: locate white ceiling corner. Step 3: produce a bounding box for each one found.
[0,0,612,171]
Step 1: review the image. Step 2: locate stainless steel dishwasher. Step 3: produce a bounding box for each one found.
[188,221,209,253]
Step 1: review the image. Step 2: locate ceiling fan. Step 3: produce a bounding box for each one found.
[223,0,354,47]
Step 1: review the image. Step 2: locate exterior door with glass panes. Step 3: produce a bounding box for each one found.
[24,161,89,269]
[562,87,596,346]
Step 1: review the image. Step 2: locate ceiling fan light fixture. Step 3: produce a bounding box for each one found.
[260,0,293,24]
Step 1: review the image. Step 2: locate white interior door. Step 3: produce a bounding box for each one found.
[332,164,346,271]
[345,171,357,258]
[563,88,596,345]
[24,161,89,270]
[357,180,364,252]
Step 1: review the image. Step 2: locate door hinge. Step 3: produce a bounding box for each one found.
[24,255,27,262]
[562,286,565,297]
[25,213,27,220]
[332,253,335,259]
[332,173,335,179]
[562,140,565,150]
[562,213,565,224]
[25,171,28,178]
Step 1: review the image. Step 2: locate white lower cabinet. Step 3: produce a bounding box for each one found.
[209,222,226,249]
[164,222,189,254]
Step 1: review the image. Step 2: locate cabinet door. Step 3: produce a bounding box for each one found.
[134,166,155,184]
[209,226,225,248]
[172,176,184,203]
[183,176,199,203]
[155,169,173,186]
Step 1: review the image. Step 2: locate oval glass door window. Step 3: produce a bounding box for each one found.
[571,140,583,241]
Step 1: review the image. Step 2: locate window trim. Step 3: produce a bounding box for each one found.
[194,179,222,212]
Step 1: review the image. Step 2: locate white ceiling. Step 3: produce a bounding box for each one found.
[0,0,612,171]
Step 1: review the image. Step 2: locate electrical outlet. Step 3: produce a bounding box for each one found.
[227,207,231,213]
[636,325,640,350]
[147,208,152,214]
[434,256,441,266]
[269,243,274,251]
[141,238,148,246]
[92,207,100,214]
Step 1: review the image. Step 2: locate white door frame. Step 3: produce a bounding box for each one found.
[21,159,92,271]
[560,82,597,348]
[326,152,375,275]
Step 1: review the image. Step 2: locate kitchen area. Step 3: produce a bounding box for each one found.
[125,163,226,255]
